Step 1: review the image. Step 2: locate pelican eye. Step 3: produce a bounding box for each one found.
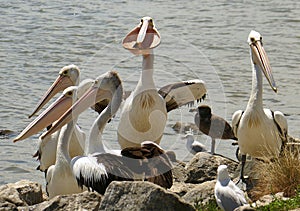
[140,18,143,23]
[67,91,73,96]
[63,70,68,75]
[149,19,153,24]
[250,37,255,42]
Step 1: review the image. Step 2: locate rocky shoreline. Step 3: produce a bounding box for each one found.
[1,151,295,210]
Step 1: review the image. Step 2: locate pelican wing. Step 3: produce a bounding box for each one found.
[158,79,206,112]
[273,110,288,142]
[121,142,173,189]
[231,110,244,138]
[71,154,134,194]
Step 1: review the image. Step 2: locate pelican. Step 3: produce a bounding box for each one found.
[190,105,237,154]
[232,30,288,182]
[117,17,167,149]
[214,165,249,211]
[40,71,173,194]
[181,130,207,154]
[13,65,88,172]
[118,17,207,149]
[44,86,88,198]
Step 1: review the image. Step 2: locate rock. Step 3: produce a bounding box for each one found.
[182,180,216,205]
[172,161,187,182]
[0,129,14,136]
[0,180,43,207]
[170,182,198,197]
[33,191,102,210]
[99,181,195,211]
[171,122,200,134]
[184,152,238,183]
[0,198,18,211]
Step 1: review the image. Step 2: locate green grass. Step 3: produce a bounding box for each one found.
[194,198,221,211]
[256,190,300,211]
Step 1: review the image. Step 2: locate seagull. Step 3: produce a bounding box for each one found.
[181,130,207,154]
[215,165,249,211]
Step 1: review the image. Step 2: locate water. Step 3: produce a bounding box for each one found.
[1,1,299,188]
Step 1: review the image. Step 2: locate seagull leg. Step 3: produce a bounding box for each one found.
[211,138,215,154]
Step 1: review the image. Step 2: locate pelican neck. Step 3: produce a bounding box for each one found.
[246,61,263,110]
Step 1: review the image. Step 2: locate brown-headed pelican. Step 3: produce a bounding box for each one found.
[40,71,173,195]
[118,17,207,149]
[13,65,88,172]
[215,165,249,211]
[190,105,237,154]
[232,30,288,182]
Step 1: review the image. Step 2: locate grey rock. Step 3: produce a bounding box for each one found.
[172,161,187,182]
[99,181,195,211]
[0,180,43,208]
[34,191,101,211]
[184,152,238,184]
[170,182,199,197]
[171,122,200,134]
[182,180,216,205]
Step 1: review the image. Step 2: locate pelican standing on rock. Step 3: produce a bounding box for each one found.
[190,105,237,154]
[232,30,288,182]
[117,17,167,149]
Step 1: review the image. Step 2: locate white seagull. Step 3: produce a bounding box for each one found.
[232,30,288,182]
[181,130,207,154]
[215,165,248,211]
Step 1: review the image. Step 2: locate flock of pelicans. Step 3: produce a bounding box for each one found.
[13,17,289,210]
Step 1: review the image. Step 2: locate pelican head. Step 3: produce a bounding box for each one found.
[13,86,78,142]
[13,80,93,143]
[248,30,277,93]
[29,64,80,118]
[122,16,161,55]
[40,71,123,140]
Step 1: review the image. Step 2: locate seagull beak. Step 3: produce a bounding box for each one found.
[40,85,111,140]
[28,74,75,118]
[250,41,277,92]
[122,17,161,55]
[13,93,73,142]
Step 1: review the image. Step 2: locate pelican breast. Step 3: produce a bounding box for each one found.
[118,90,167,147]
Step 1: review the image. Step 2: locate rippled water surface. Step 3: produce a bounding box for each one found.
[1,1,299,187]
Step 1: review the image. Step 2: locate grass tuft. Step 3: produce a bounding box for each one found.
[251,146,300,199]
